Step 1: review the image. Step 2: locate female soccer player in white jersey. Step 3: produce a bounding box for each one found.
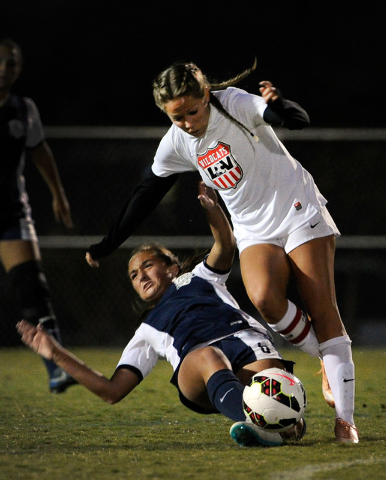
[19,183,306,448]
[86,61,358,442]
[0,38,75,393]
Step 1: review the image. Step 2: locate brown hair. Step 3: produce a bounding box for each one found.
[128,244,181,272]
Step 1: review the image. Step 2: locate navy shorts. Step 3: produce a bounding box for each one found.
[0,218,37,242]
[174,330,294,414]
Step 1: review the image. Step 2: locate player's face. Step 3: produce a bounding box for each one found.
[128,251,174,303]
[164,91,210,138]
[0,45,21,91]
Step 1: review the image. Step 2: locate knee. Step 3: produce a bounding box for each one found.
[194,346,231,373]
[247,288,281,320]
[181,346,231,384]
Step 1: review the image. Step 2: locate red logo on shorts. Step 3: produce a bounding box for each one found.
[198,142,243,189]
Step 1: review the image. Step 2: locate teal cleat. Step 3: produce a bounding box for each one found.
[230,422,283,447]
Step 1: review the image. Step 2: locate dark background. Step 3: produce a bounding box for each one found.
[1,2,386,348]
[1,1,385,128]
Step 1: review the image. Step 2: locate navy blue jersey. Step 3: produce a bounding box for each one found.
[117,260,270,380]
[0,95,44,221]
[146,273,251,357]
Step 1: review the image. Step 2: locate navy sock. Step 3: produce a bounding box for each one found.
[206,369,245,421]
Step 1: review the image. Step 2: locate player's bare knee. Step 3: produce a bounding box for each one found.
[247,290,284,322]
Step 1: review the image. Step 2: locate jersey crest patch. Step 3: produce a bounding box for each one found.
[197,141,243,189]
[173,272,194,290]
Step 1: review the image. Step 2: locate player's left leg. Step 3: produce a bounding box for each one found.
[289,235,358,442]
[178,347,285,447]
[178,346,245,420]
[239,243,320,357]
[1,238,76,394]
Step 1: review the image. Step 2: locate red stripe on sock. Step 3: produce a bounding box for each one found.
[278,307,303,336]
[290,319,311,345]
[278,308,311,345]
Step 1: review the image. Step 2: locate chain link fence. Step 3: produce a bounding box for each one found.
[2,130,386,347]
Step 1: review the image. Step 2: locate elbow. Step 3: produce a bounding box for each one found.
[100,391,125,405]
[286,118,310,130]
[288,113,311,130]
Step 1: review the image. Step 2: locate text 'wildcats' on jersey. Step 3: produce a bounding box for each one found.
[198,141,243,189]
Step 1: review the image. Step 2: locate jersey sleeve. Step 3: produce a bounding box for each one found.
[152,127,198,177]
[191,259,231,285]
[215,87,269,129]
[263,95,310,130]
[88,168,179,259]
[24,98,45,148]
[116,328,159,380]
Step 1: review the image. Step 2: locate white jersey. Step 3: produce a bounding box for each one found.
[152,87,327,247]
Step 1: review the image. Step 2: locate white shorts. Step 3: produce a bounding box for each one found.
[237,206,340,254]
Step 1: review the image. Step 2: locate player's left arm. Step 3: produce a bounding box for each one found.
[198,182,236,271]
[259,80,310,130]
[29,141,73,228]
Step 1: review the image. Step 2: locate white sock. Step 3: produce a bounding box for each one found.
[319,335,355,425]
[268,300,320,357]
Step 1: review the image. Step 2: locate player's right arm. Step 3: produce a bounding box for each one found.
[16,320,140,403]
[86,169,179,266]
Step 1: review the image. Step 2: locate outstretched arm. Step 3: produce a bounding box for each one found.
[86,169,179,267]
[259,81,310,130]
[30,141,73,228]
[197,182,236,271]
[16,320,139,404]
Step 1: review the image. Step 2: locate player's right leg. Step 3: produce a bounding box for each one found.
[289,235,358,442]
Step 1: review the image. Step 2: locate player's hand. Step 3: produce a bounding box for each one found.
[198,181,217,210]
[53,194,74,228]
[85,252,100,268]
[16,320,57,360]
[259,80,280,103]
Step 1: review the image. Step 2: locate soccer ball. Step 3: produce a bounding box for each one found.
[243,368,306,432]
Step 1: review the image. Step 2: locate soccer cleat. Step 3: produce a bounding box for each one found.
[334,418,359,443]
[319,359,335,408]
[280,418,307,441]
[230,422,283,447]
[49,368,77,394]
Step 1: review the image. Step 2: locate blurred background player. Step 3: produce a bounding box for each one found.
[0,38,75,393]
[18,183,306,447]
[86,60,358,442]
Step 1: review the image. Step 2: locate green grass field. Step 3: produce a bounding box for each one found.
[1,347,385,480]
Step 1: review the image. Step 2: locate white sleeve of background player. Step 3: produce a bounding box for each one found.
[24,98,45,148]
[116,328,159,380]
[215,87,268,129]
[152,127,197,177]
